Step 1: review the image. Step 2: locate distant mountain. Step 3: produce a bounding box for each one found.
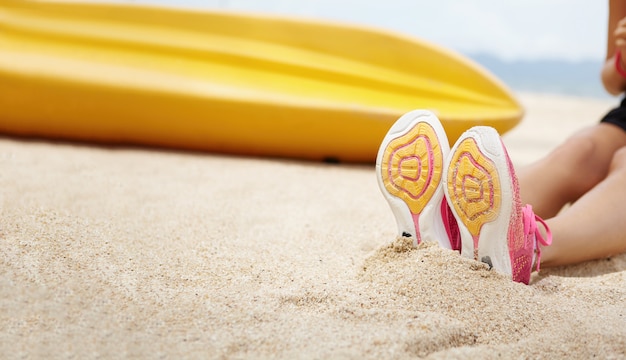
[467,53,608,99]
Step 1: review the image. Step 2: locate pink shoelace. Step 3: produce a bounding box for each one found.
[522,205,553,272]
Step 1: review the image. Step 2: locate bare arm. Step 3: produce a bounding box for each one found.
[601,0,626,95]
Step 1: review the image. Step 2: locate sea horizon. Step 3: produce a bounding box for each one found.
[467,53,612,100]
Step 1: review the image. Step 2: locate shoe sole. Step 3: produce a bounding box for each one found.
[443,126,516,277]
[376,110,451,247]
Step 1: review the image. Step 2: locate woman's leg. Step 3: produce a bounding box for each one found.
[517,123,626,219]
[516,123,626,267]
[540,145,626,267]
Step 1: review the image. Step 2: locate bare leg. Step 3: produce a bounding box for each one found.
[540,146,626,266]
[516,123,626,267]
[517,123,626,219]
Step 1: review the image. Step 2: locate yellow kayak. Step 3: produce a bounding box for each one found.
[0,0,523,163]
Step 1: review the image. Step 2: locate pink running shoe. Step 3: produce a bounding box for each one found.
[443,126,552,284]
[376,110,461,251]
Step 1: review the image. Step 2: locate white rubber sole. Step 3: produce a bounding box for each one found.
[443,126,515,277]
[376,110,451,248]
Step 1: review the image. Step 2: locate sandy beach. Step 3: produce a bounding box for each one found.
[1,92,625,359]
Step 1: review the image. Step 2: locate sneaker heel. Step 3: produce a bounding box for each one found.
[445,127,503,259]
[376,110,449,246]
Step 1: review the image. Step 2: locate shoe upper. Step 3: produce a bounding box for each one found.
[510,205,552,284]
[440,200,461,252]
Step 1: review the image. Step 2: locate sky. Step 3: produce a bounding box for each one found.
[124,0,609,62]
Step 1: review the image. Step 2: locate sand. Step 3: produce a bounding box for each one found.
[1,93,625,359]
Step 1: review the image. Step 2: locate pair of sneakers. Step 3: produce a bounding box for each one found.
[376,110,552,284]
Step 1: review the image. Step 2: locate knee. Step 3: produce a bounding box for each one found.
[550,133,606,188]
[552,133,601,169]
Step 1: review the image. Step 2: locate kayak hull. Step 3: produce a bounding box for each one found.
[0,1,523,163]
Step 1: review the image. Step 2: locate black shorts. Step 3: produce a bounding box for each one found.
[600,97,626,132]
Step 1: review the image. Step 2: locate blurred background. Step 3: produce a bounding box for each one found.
[107,0,610,99]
